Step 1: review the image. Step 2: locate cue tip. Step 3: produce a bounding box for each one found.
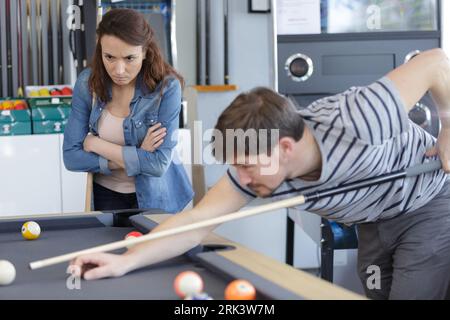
[29,261,43,270]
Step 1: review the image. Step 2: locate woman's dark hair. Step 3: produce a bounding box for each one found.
[89,8,184,102]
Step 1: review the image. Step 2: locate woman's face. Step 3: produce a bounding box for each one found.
[100,35,145,86]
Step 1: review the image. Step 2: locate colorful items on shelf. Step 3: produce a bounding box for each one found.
[0,98,31,136]
[0,100,28,110]
[27,85,72,98]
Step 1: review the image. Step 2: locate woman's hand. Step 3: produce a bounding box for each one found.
[141,123,167,152]
[83,133,99,153]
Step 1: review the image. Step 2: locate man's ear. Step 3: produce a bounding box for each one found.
[278,137,295,158]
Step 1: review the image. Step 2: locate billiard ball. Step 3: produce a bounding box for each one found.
[60,87,73,96]
[125,231,143,240]
[50,89,62,96]
[21,221,41,240]
[224,279,256,300]
[125,231,143,248]
[38,88,50,96]
[1,100,13,110]
[0,260,16,286]
[174,271,204,298]
[184,292,213,300]
[13,100,27,110]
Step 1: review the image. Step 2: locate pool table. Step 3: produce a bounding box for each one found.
[0,209,364,300]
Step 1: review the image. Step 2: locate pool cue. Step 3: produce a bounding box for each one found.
[196,0,202,84]
[29,160,442,270]
[224,0,229,84]
[205,0,210,85]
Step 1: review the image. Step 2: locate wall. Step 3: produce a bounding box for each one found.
[176,0,274,88]
[174,0,197,86]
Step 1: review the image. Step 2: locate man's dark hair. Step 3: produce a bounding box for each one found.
[212,87,305,163]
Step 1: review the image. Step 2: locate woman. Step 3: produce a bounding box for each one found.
[63,8,193,212]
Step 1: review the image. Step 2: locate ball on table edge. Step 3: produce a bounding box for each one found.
[224,279,256,300]
[21,221,41,240]
[0,260,16,286]
[124,231,143,249]
[125,231,143,240]
[174,271,204,298]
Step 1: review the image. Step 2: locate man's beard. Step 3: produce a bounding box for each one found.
[248,181,284,198]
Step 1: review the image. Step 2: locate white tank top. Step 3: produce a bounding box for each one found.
[94,109,136,194]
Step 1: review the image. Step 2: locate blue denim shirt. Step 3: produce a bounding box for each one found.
[63,68,194,212]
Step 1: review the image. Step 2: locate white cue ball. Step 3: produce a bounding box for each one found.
[0,260,16,286]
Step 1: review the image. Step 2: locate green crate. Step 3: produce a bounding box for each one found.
[28,97,71,134]
[32,119,69,134]
[0,98,32,136]
[27,97,72,108]
[31,104,71,134]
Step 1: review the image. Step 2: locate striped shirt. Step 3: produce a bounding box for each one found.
[227,77,447,224]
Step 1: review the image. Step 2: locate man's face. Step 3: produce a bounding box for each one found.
[100,35,145,86]
[232,149,287,197]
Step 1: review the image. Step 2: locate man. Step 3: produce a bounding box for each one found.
[71,48,450,299]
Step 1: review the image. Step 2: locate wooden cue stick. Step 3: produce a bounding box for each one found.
[223,0,229,85]
[29,160,442,270]
[30,194,307,270]
[205,0,210,85]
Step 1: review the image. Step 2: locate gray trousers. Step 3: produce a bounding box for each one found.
[356,180,450,300]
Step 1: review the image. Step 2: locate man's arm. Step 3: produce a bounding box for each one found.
[386,48,450,171]
[71,174,249,280]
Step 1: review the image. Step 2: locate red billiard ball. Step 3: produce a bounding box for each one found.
[224,279,256,300]
[174,271,203,298]
[50,89,62,96]
[124,231,143,249]
[60,87,73,96]
[13,101,27,110]
[125,231,143,240]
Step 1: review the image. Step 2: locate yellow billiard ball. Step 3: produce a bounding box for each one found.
[38,88,50,96]
[21,221,41,240]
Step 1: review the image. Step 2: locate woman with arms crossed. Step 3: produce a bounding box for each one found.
[63,8,193,212]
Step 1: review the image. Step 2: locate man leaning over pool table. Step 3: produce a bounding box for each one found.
[71,48,450,300]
